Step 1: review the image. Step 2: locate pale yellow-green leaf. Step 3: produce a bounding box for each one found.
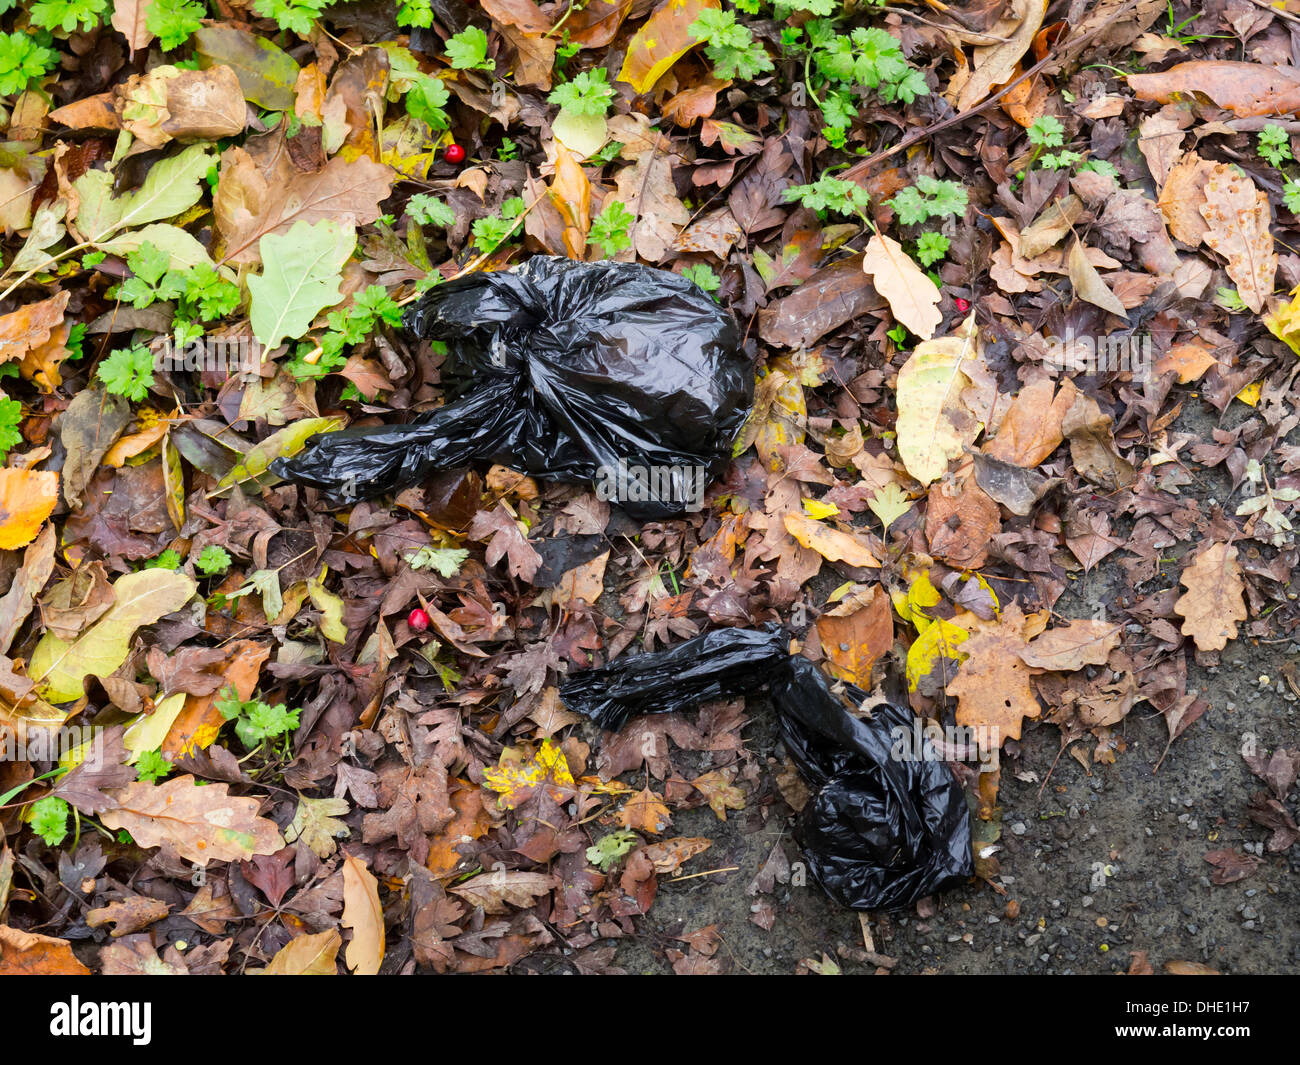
[906,618,969,692]
[28,571,197,703]
[96,223,216,270]
[862,232,942,340]
[123,691,187,762]
[894,313,985,486]
[217,415,346,488]
[550,111,608,159]
[72,143,214,243]
[285,794,351,858]
[306,569,347,643]
[248,218,356,351]
[867,481,912,533]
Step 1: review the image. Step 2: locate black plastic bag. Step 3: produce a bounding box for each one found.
[271,258,752,520]
[559,626,973,911]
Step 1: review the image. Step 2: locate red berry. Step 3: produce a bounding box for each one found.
[407,608,431,631]
[444,143,466,164]
[954,297,970,313]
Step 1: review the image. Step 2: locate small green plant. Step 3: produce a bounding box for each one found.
[397,0,433,27]
[887,176,967,225]
[196,544,232,576]
[784,175,870,219]
[548,67,614,117]
[215,685,301,751]
[586,828,638,871]
[689,8,774,81]
[135,749,173,784]
[406,193,456,228]
[1258,124,1293,169]
[914,231,950,267]
[0,32,59,96]
[406,73,450,131]
[1025,116,1081,172]
[180,263,241,321]
[147,0,204,46]
[251,0,331,35]
[289,285,403,380]
[406,545,469,576]
[30,795,70,847]
[1283,178,1300,214]
[681,263,721,296]
[97,345,154,402]
[145,548,183,570]
[589,200,635,257]
[886,323,908,345]
[0,391,22,460]
[446,26,493,70]
[30,0,108,33]
[470,196,526,255]
[1078,158,1118,180]
[116,242,185,310]
[498,137,519,161]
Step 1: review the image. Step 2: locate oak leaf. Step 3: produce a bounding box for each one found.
[1174,542,1247,651]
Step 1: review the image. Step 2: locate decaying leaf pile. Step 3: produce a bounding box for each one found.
[1,0,1299,976]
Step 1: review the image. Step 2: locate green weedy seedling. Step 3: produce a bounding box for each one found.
[30,795,70,847]
[0,32,59,96]
[196,544,232,576]
[116,242,185,310]
[1258,124,1293,169]
[548,67,615,117]
[470,196,526,255]
[887,176,967,225]
[1215,287,1248,313]
[586,829,639,871]
[784,175,871,220]
[406,193,456,228]
[589,200,635,257]
[289,284,403,380]
[405,73,451,131]
[397,0,433,27]
[0,391,22,461]
[146,0,205,50]
[688,8,774,81]
[215,685,302,752]
[1025,115,1081,172]
[97,345,155,403]
[914,231,950,267]
[135,749,173,784]
[1078,158,1118,180]
[180,263,241,321]
[30,0,108,33]
[681,263,722,296]
[251,0,331,35]
[1284,179,1300,215]
[145,548,183,570]
[446,26,494,71]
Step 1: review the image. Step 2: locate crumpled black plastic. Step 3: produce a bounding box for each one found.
[559,626,973,911]
[271,257,752,520]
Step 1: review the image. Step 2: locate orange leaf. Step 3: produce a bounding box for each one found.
[0,469,59,550]
[0,926,92,974]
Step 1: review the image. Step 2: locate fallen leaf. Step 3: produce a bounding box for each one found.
[1018,620,1122,670]
[342,853,385,975]
[895,313,985,485]
[1129,61,1300,117]
[783,513,878,568]
[814,584,893,687]
[0,926,91,974]
[0,469,59,550]
[1198,165,1275,313]
[1175,542,1247,652]
[256,929,341,975]
[862,232,942,340]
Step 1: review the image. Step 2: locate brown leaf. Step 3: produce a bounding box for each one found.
[692,768,746,820]
[100,775,284,866]
[482,0,551,34]
[468,503,542,582]
[1129,61,1300,117]
[946,603,1048,743]
[613,150,689,263]
[758,254,884,348]
[0,291,69,370]
[618,786,672,834]
[983,377,1077,468]
[109,0,154,55]
[1198,165,1275,313]
[258,929,341,974]
[814,584,893,687]
[1061,393,1136,491]
[1158,150,1216,246]
[342,853,385,975]
[0,926,91,974]
[87,896,171,936]
[1018,620,1122,671]
[1203,849,1261,886]
[1174,542,1247,652]
[862,232,942,340]
[1067,240,1128,320]
[925,472,1000,569]
[449,869,558,913]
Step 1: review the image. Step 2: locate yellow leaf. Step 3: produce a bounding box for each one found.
[783,512,879,568]
[867,481,912,533]
[123,691,187,761]
[802,498,839,520]
[1265,284,1300,355]
[618,0,718,94]
[895,313,985,485]
[0,469,59,550]
[906,617,969,692]
[1235,381,1261,407]
[306,568,347,643]
[481,738,574,809]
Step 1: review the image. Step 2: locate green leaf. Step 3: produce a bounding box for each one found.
[30,795,70,846]
[29,570,197,703]
[73,144,215,244]
[217,415,347,488]
[285,795,351,858]
[446,26,491,70]
[248,218,356,351]
[95,222,216,270]
[405,546,469,576]
[194,25,300,110]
